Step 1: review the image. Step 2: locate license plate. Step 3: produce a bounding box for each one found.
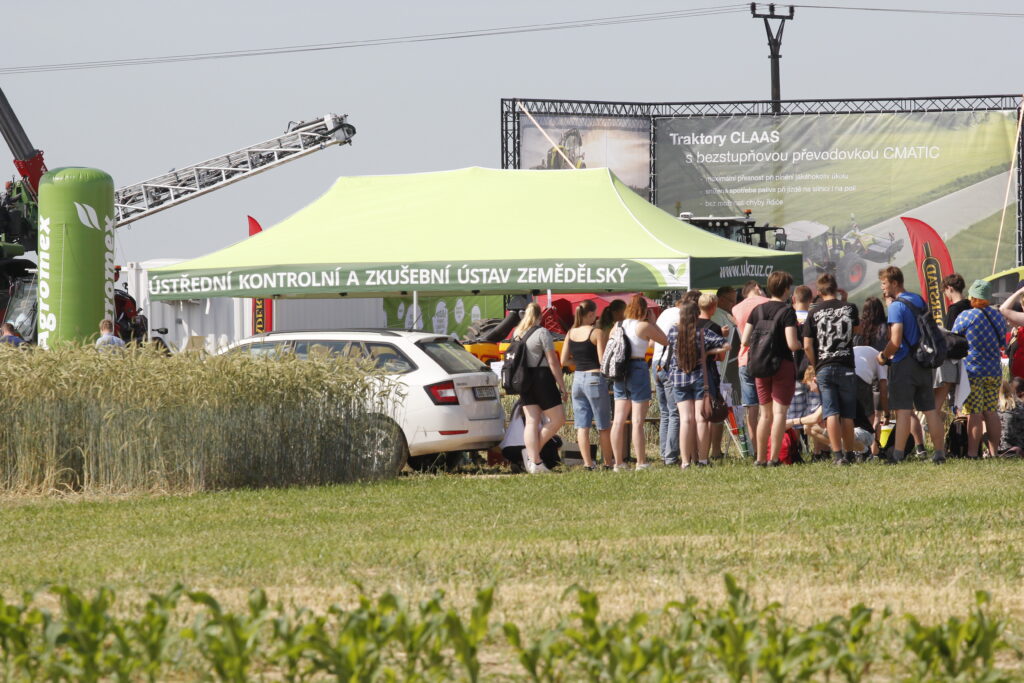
[473,386,497,400]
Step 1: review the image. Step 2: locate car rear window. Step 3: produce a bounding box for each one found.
[418,340,489,374]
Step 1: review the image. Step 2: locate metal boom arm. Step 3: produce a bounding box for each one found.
[114,114,355,227]
[0,86,47,193]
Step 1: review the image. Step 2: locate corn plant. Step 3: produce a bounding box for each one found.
[389,590,453,681]
[560,585,663,681]
[503,620,575,683]
[123,584,186,682]
[699,574,764,681]
[444,586,493,683]
[809,603,884,682]
[182,588,269,682]
[0,591,42,681]
[303,593,399,681]
[901,590,1017,682]
[0,579,1021,680]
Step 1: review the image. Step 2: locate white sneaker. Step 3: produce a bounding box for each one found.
[522,453,533,474]
[635,463,652,471]
[613,464,630,472]
[531,461,552,474]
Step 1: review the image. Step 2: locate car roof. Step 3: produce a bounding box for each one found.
[231,328,450,345]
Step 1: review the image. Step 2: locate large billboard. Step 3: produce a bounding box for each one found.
[505,98,1020,295]
[519,115,650,196]
[655,110,1018,294]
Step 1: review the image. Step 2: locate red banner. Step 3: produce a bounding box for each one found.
[901,216,955,326]
[248,216,273,334]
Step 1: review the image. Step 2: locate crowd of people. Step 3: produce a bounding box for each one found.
[509,264,1024,473]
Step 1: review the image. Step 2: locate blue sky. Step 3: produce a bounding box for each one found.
[2,0,1021,264]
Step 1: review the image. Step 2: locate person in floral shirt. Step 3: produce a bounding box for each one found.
[951,279,1007,459]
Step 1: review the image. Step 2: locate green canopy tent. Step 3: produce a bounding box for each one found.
[148,167,799,301]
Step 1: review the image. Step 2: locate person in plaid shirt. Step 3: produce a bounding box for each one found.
[786,367,828,456]
[667,301,728,468]
[952,279,1007,458]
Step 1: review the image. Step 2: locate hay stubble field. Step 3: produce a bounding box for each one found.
[3,459,1022,631]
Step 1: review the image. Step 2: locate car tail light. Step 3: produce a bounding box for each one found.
[425,380,459,405]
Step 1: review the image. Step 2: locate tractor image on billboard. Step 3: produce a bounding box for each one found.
[783,215,903,290]
[533,128,587,170]
[680,211,903,289]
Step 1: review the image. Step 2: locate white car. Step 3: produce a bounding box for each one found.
[223,330,505,470]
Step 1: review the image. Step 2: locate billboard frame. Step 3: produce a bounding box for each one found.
[501,95,1024,265]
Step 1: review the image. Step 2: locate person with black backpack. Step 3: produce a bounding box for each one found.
[876,266,948,464]
[740,270,803,466]
[510,302,567,474]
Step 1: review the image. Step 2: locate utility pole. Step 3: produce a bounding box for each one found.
[750,3,795,114]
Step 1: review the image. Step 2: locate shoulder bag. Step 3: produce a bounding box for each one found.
[699,331,730,424]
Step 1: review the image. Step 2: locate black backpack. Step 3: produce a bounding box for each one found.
[945,416,969,458]
[501,326,540,395]
[944,331,968,360]
[898,296,948,369]
[747,303,791,379]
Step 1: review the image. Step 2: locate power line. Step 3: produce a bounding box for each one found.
[792,3,1024,18]
[5,2,1019,77]
[0,5,747,76]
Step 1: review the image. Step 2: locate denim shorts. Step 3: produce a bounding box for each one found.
[738,364,760,407]
[613,359,652,402]
[816,365,857,420]
[572,371,612,430]
[672,382,705,403]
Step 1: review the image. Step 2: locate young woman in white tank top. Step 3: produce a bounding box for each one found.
[610,294,669,471]
[621,318,649,359]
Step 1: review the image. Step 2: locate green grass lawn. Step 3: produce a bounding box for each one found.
[3,459,1023,630]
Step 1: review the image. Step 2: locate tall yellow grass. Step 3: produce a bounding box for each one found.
[0,345,404,494]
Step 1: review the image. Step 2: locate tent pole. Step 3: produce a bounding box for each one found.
[412,290,418,330]
[546,289,552,309]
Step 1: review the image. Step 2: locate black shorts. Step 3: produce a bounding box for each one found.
[888,356,936,412]
[521,367,562,411]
